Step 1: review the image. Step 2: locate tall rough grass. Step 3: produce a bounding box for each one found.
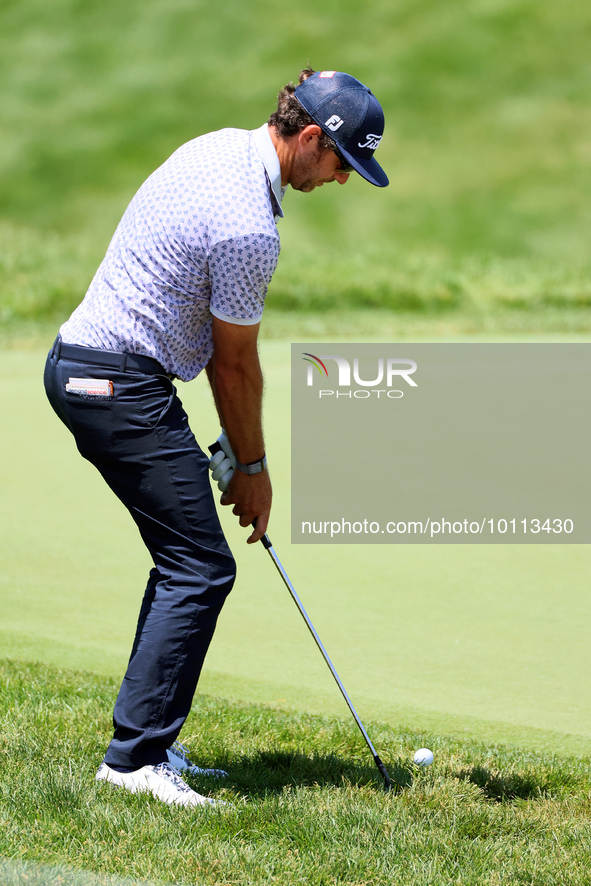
[1,659,591,885]
[1,0,591,339]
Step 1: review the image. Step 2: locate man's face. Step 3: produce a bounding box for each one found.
[290,133,351,192]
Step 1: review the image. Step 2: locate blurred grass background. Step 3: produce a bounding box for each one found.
[1,0,591,339]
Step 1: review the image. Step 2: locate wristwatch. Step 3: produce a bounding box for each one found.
[236,454,267,475]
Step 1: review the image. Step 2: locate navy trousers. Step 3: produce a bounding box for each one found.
[44,339,236,769]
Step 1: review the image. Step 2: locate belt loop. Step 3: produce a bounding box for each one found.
[119,353,128,372]
[53,336,62,360]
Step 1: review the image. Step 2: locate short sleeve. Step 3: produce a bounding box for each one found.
[209,232,280,326]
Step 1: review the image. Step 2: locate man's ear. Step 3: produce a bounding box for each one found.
[297,124,323,151]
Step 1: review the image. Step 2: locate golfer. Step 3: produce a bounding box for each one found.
[44,69,388,807]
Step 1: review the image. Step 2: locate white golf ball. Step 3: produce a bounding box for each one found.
[413,747,434,767]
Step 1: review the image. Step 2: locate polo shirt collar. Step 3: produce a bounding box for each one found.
[252,123,285,219]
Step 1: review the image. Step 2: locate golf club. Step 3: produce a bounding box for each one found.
[257,530,392,791]
[208,437,392,791]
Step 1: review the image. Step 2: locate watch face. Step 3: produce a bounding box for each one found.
[237,455,267,475]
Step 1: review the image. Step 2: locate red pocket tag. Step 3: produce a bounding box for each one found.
[65,378,114,397]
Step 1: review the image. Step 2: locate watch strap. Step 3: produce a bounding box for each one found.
[236,455,267,475]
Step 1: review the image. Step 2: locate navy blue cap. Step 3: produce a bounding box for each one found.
[294,71,388,188]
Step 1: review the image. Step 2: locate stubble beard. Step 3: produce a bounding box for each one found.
[290,148,325,193]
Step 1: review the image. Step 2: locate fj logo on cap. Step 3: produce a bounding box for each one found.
[325,114,344,132]
[358,133,383,150]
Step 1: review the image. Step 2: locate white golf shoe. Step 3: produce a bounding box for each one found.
[96,761,217,807]
[166,740,228,779]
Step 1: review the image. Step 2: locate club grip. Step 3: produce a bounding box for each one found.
[252,520,272,549]
[210,445,270,546]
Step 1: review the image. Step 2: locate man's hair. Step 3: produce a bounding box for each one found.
[268,68,336,152]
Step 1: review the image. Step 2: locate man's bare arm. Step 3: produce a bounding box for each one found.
[207,316,271,543]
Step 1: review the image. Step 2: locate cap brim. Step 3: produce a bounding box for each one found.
[341,149,389,188]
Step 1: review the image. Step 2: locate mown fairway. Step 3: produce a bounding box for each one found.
[2,343,590,755]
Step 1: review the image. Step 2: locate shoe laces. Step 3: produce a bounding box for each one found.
[153,762,193,794]
[171,740,191,764]
[169,740,228,779]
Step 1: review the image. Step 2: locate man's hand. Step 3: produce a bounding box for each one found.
[220,469,272,544]
[208,430,236,492]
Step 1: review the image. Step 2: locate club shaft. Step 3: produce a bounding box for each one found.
[261,533,391,790]
[207,443,391,790]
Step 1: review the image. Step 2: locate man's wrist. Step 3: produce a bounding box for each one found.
[236,454,267,475]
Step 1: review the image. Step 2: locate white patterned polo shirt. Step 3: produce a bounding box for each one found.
[60,124,284,381]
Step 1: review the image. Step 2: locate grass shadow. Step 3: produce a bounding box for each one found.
[189,749,412,797]
[456,765,554,803]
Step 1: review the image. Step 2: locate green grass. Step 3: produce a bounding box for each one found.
[2,3,591,880]
[3,222,591,342]
[3,344,591,759]
[2,0,590,253]
[1,0,591,339]
[2,658,591,886]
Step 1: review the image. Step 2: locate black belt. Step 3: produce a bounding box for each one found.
[53,337,172,377]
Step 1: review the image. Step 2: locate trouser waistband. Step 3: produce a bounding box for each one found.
[52,337,172,377]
